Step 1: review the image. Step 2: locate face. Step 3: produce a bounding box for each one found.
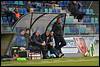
[50,32,53,36]
[20,30,25,35]
[35,32,40,36]
[46,31,50,36]
[73,1,77,4]
[57,18,61,23]
[26,30,30,34]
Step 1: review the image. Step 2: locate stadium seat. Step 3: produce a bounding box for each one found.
[18,8,23,14]
[52,9,56,13]
[49,8,52,13]
[59,1,64,7]
[91,17,95,23]
[86,16,91,23]
[65,16,74,24]
[77,25,86,33]
[94,17,98,23]
[19,1,24,5]
[86,9,90,15]
[79,26,86,33]
[8,1,14,5]
[1,17,3,24]
[44,8,49,13]
[83,16,91,24]
[64,27,70,34]
[2,16,8,24]
[56,9,60,13]
[14,1,19,5]
[70,27,79,34]
[96,25,99,33]
[9,7,15,12]
[89,9,94,15]
[23,8,28,15]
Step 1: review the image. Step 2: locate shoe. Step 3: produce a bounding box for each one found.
[59,53,64,58]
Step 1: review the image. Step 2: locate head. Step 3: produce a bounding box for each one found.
[26,28,30,34]
[73,1,77,4]
[20,29,26,35]
[35,31,40,36]
[45,31,50,36]
[56,17,61,23]
[50,31,54,36]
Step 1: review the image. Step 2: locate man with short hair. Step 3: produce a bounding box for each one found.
[52,17,66,57]
[31,30,48,59]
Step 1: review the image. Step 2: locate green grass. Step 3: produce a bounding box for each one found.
[1,56,99,66]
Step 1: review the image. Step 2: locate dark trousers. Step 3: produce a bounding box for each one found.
[29,42,48,59]
[54,36,66,53]
[46,44,59,57]
[72,12,85,21]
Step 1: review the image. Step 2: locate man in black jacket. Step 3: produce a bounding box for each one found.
[52,17,66,57]
[67,1,85,22]
[31,31,48,59]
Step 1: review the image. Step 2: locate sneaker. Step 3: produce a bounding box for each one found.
[59,53,64,58]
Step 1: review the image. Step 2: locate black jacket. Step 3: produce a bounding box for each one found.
[41,33,52,44]
[31,33,43,46]
[52,22,63,36]
[67,1,81,15]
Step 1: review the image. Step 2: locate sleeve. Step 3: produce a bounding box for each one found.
[41,34,45,41]
[52,23,56,32]
[33,36,42,45]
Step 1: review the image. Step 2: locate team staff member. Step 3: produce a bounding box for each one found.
[31,30,48,59]
[52,17,66,57]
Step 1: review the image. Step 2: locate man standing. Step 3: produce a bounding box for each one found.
[52,17,66,57]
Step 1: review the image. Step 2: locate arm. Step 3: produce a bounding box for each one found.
[33,36,42,45]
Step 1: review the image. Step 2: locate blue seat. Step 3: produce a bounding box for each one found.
[63,1,69,6]
[96,25,99,33]
[8,1,14,5]
[64,27,70,34]
[14,1,19,5]
[86,16,91,23]
[90,9,94,15]
[2,16,8,24]
[52,9,56,13]
[59,1,65,7]
[18,8,23,14]
[1,17,3,24]
[83,16,91,24]
[65,16,74,24]
[94,17,98,23]
[86,9,90,15]
[18,1,24,5]
[49,8,52,13]
[70,27,79,34]
[23,8,28,15]
[83,8,86,14]
[83,16,87,23]
[9,7,15,12]
[91,17,95,23]
[44,8,49,13]
[79,27,86,33]
[56,9,60,13]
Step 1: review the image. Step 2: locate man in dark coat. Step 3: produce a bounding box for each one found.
[52,17,66,57]
[67,1,85,22]
[31,30,48,59]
